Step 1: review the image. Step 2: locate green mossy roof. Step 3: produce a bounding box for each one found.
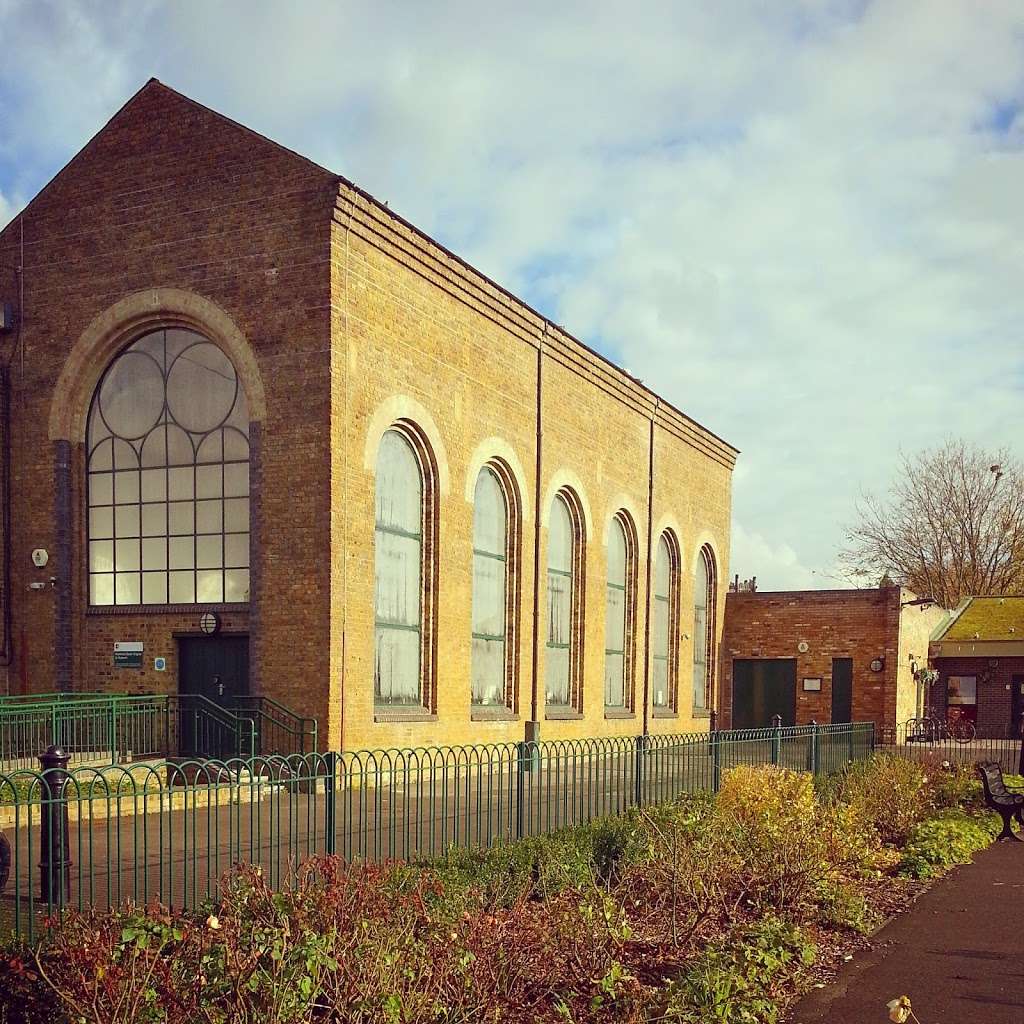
[939,596,1024,641]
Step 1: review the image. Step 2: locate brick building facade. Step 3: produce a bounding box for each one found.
[0,81,736,752]
[929,597,1024,739]
[719,587,945,732]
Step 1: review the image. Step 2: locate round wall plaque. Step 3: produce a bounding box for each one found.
[199,611,221,635]
[869,657,885,673]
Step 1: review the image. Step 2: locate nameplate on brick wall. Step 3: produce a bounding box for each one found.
[113,641,143,669]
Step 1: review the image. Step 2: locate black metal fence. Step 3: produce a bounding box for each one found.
[879,722,1024,775]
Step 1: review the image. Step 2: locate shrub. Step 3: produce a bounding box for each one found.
[657,915,816,1023]
[930,764,981,810]
[828,755,930,844]
[898,810,1000,879]
[715,766,830,916]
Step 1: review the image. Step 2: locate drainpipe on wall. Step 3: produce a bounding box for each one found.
[527,324,546,742]
[0,364,11,672]
[641,398,659,736]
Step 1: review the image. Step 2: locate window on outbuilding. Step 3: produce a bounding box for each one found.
[472,466,509,707]
[693,545,716,712]
[87,328,250,607]
[374,429,425,707]
[652,532,680,711]
[545,491,584,710]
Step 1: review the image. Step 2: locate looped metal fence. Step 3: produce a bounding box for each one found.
[0,721,873,941]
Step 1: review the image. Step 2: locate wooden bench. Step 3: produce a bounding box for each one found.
[977,761,1024,842]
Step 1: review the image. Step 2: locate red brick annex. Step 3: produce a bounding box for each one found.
[719,586,946,733]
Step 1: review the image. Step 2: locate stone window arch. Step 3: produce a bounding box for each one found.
[374,422,439,710]
[652,530,681,712]
[471,460,521,712]
[545,488,586,713]
[86,327,250,606]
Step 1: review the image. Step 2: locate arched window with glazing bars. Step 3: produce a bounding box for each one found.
[374,428,430,708]
[471,463,520,710]
[652,532,680,711]
[86,328,250,607]
[605,513,637,711]
[546,490,585,712]
[693,545,717,713]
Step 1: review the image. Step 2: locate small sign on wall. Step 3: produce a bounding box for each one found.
[113,642,143,669]
[154,657,167,672]
[802,677,822,692]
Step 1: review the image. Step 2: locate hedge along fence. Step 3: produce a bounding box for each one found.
[0,721,874,941]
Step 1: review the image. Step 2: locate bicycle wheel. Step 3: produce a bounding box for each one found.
[951,719,976,744]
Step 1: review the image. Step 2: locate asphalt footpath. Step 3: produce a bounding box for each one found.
[790,841,1024,1024]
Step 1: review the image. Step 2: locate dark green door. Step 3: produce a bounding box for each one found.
[1012,676,1024,738]
[731,659,796,729]
[178,636,250,757]
[831,658,853,724]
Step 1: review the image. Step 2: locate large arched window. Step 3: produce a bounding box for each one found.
[87,328,250,606]
[605,513,637,711]
[374,429,429,707]
[545,490,585,712]
[652,532,680,711]
[471,464,519,710]
[693,545,717,713]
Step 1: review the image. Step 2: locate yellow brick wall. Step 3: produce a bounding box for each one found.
[330,188,735,751]
[895,592,948,728]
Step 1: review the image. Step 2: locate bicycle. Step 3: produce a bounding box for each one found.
[905,714,976,745]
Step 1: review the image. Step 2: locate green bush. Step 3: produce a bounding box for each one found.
[898,810,1000,879]
[659,916,816,1023]
[827,754,930,844]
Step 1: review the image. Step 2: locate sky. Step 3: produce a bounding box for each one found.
[2,0,1023,590]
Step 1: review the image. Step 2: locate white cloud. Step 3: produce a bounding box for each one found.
[3,0,1024,588]
[729,521,826,592]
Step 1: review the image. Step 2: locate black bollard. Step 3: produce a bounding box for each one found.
[39,744,72,906]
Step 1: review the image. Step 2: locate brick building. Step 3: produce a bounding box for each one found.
[929,597,1024,739]
[719,587,946,732]
[0,81,736,752]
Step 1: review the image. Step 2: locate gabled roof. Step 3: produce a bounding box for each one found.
[3,79,739,460]
[933,596,1024,642]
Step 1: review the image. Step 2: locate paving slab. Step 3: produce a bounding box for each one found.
[791,841,1024,1024]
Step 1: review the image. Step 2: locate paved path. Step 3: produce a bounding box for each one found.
[791,841,1024,1024]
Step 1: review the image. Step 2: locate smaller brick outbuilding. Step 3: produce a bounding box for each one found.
[929,597,1024,740]
[719,587,946,733]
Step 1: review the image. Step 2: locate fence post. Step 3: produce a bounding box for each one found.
[711,726,722,793]
[634,734,645,808]
[109,699,118,765]
[1017,713,1024,777]
[808,720,820,776]
[770,714,782,766]
[870,721,876,755]
[323,751,338,856]
[39,744,72,906]
[515,741,527,841]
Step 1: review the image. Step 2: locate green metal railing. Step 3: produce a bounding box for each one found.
[0,694,262,768]
[0,721,874,940]
[225,697,318,757]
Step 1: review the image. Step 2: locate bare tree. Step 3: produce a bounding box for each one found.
[840,440,1024,608]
